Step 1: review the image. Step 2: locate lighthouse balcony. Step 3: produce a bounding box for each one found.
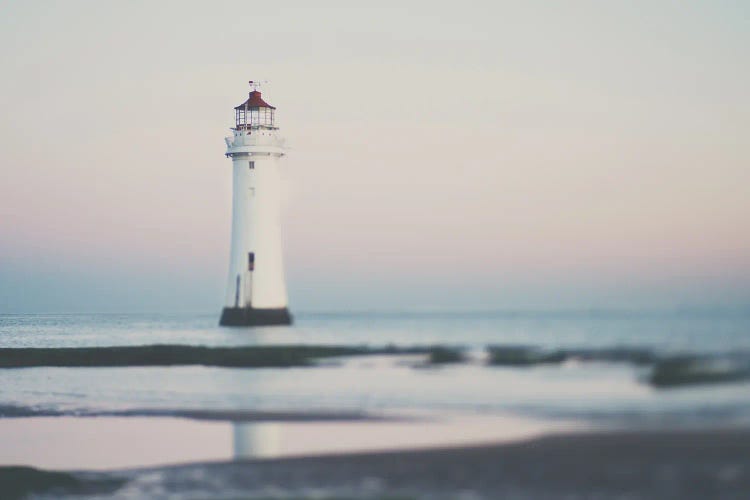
[226,140,286,157]
[226,146,286,158]
[228,130,284,148]
[233,120,277,128]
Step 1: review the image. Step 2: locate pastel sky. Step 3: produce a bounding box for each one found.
[1,1,748,312]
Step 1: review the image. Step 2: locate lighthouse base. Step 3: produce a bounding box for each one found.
[219,307,293,327]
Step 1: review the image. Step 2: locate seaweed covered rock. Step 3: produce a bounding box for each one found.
[650,356,750,388]
[486,346,565,366]
[428,346,465,364]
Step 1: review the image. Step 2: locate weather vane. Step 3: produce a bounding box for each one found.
[248,80,268,91]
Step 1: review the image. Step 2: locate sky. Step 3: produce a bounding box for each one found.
[0,0,748,313]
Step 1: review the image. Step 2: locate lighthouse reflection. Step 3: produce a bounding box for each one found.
[232,422,281,459]
[229,413,568,461]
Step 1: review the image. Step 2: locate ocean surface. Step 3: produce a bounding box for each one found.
[2,310,750,427]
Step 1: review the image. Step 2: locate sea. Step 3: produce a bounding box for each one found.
[2,310,750,422]
[1,310,750,475]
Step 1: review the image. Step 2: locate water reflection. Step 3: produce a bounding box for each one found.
[0,414,577,470]
[230,412,577,461]
[0,417,231,470]
[233,422,281,459]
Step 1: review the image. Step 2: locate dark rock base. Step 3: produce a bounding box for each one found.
[219,307,293,327]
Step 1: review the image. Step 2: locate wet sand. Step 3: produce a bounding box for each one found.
[5,429,750,499]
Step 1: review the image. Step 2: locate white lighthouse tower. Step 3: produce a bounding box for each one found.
[220,82,292,326]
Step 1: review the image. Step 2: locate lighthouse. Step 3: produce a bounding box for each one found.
[219,82,292,326]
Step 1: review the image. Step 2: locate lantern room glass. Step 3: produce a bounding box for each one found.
[235,107,275,129]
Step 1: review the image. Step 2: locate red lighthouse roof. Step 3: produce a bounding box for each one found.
[234,90,275,110]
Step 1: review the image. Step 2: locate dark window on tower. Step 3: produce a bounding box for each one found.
[248,161,255,170]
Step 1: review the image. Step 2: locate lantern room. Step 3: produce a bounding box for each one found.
[234,90,276,130]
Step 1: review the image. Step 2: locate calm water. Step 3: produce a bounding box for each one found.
[1,311,750,426]
[2,310,750,351]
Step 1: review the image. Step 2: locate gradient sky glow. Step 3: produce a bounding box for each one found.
[1,1,749,312]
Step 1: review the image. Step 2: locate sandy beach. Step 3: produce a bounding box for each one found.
[4,428,749,499]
